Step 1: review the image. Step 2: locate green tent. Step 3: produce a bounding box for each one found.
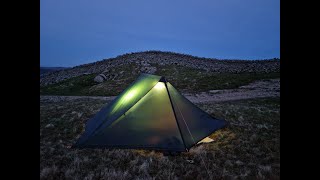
[74,73,227,152]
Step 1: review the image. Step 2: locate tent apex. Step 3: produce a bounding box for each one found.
[159,76,167,82]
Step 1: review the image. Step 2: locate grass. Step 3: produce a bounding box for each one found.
[154,64,280,92]
[40,74,99,96]
[40,63,141,96]
[40,64,280,96]
[40,97,280,179]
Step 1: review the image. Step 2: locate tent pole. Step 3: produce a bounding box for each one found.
[164,81,188,152]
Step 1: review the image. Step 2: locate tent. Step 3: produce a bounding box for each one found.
[73,73,227,152]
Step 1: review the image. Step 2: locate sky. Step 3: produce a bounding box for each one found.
[40,0,280,67]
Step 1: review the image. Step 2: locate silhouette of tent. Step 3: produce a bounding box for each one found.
[73,74,227,152]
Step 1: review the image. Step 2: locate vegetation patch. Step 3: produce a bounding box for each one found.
[40,64,280,96]
[155,64,280,92]
[40,97,280,179]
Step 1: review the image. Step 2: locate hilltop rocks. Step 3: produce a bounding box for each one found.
[140,66,157,74]
[92,60,158,83]
[93,70,120,83]
[138,61,157,74]
[40,51,280,86]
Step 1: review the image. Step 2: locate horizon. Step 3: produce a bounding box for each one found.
[41,0,280,67]
[40,50,280,68]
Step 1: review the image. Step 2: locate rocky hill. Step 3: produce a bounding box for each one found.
[40,51,280,86]
[40,67,68,76]
[40,51,280,179]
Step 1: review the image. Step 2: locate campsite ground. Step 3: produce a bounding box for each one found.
[40,78,280,179]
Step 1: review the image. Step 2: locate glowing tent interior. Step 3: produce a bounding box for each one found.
[73,73,227,152]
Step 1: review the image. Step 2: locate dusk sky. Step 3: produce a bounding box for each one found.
[40,0,280,67]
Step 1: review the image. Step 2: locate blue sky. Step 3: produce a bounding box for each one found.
[40,0,280,67]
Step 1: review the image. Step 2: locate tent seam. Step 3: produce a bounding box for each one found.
[165,81,188,151]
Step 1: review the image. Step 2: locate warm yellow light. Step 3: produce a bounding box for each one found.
[154,82,165,90]
[124,90,136,100]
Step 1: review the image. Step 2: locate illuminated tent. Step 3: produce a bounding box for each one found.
[73,73,227,152]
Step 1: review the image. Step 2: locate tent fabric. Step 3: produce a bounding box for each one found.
[167,82,227,149]
[75,74,161,145]
[74,73,227,152]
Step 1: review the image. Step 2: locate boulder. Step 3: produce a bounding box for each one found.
[45,124,54,128]
[94,75,104,83]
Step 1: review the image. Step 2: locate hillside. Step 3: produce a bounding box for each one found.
[40,51,280,179]
[40,67,68,75]
[40,51,280,96]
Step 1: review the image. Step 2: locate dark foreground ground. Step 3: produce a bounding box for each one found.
[40,96,280,180]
